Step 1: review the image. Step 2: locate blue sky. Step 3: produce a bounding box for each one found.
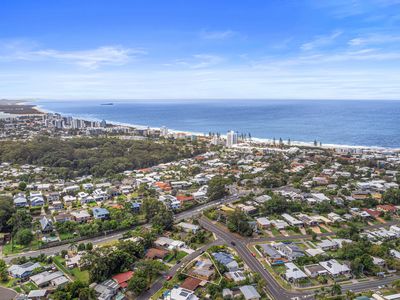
[1,0,400,100]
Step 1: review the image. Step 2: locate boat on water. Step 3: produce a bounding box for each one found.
[101,103,114,106]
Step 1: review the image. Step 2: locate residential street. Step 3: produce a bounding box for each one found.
[199,216,400,300]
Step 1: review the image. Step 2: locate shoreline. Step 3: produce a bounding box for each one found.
[0,99,44,116]
[33,103,400,152]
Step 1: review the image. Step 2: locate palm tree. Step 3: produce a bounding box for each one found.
[68,241,78,254]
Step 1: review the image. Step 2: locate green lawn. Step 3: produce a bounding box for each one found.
[2,239,40,255]
[21,281,38,293]
[53,256,71,275]
[54,255,89,283]
[59,232,75,241]
[164,251,188,264]
[71,268,89,283]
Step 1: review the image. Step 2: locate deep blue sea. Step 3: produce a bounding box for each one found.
[36,100,400,148]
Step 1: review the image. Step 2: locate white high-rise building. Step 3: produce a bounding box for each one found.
[161,126,169,137]
[226,130,238,147]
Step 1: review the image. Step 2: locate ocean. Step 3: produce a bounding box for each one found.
[35,99,400,148]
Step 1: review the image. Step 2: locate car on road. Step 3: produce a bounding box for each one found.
[231,241,236,246]
[165,275,172,281]
[251,252,256,257]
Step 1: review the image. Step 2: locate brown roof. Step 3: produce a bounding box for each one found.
[180,277,202,291]
[145,248,169,259]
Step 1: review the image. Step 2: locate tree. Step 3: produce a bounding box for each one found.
[78,243,86,251]
[0,197,15,232]
[127,260,167,295]
[207,176,229,201]
[226,209,253,236]
[331,283,342,295]
[18,182,27,191]
[7,209,32,234]
[128,270,148,295]
[15,228,33,245]
[383,188,400,205]
[0,259,8,282]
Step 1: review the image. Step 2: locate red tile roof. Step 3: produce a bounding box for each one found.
[377,204,397,212]
[145,248,169,259]
[180,277,202,291]
[177,195,194,202]
[112,271,134,288]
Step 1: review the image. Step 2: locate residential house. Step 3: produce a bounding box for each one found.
[170,287,199,300]
[91,279,119,300]
[256,217,271,229]
[176,222,200,233]
[212,252,239,272]
[154,237,185,250]
[92,207,110,219]
[284,262,308,282]
[145,248,169,260]
[319,259,351,277]
[39,216,53,233]
[303,264,329,278]
[8,262,41,279]
[281,214,303,227]
[71,210,91,223]
[27,290,47,300]
[258,244,286,265]
[29,192,45,207]
[46,192,60,203]
[271,219,289,230]
[317,240,339,251]
[274,243,305,261]
[112,271,134,289]
[239,285,261,300]
[53,212,71,224]
[13,193,28,207]
[30,271,67,287]
[226,270,247,283]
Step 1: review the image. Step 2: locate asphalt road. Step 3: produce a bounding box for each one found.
[199,217,400,300]
[2,194,242,263]
[199,217,313,300]
[137,239,224,300]
[0,287,17,300]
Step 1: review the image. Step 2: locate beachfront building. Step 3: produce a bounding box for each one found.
[226,130,238,147]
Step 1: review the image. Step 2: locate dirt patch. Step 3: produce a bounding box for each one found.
[319,224,332,233]
[310,226,321,234]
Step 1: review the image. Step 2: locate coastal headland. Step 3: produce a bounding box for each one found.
[0,99,43,115]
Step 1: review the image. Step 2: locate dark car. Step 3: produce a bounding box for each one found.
[231,241,236,246]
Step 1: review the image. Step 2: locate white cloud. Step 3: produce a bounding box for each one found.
[301,31,342,51]
[200,30,236,40]
[173,54,224,69]
[0,44,145,69]
[348,34,400,46]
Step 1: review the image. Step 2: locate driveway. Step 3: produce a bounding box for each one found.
[0,287,17,300]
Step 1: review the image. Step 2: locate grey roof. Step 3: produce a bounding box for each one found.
[28,290,47,298]
[8,262,41,277]
[259,244,282,259]
[239,285,261,300]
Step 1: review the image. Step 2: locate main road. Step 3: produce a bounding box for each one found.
[199,216,400,300]
[199,216,313,300]
[1,194,244,263]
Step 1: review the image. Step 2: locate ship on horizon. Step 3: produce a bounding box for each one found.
[101,102,114,106]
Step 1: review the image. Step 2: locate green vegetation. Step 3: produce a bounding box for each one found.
[0,136,205,178]
[81,239,146,283]
[127,260,167,296]
[226,208,253,236]
[207,176,230,201]
[52,280,96,300]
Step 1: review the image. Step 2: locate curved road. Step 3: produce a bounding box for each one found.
[1,195,241,263]
[199,217,400,300]
[199,217,313,300]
